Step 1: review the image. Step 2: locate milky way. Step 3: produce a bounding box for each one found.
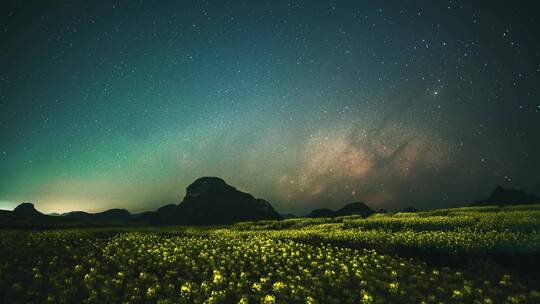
[0,1,539,214]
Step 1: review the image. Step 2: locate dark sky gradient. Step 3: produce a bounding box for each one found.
[1,1,539,214]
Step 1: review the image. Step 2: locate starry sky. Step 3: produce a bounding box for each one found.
[1,1,539,214]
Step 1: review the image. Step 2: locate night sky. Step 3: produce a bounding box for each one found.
[1,1,539,214]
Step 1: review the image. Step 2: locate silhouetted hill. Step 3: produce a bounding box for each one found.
[280,213,297,219]
[471,186,540,206]
[64,208,132,221]
[401,206,418,213]
[136,177,282,225]
[0,209,75,228]
[336,202,376,217]
[179,177,281,224]
[136,211,163,225]
[97,208,132,221]
[62,211,91,219]
[308,208,335,218]
[308,202,375,218]
[13,202,43,216]
[137,204,181,225]
[0,204,138,229]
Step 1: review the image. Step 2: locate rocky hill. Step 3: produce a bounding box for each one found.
[471,186,539,206]
[13,202,43,216]
[137,177,282,225]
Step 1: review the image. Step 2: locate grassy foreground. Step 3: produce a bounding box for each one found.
[1,205,540,303]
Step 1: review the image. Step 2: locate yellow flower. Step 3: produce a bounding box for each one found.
[252,282,262,292]
[388,282,399,293]
[272,281,286,293]
[180,282,192,295]
[146,287,156,298]
[452,290,463,299]
[361,290,373,304]
[213,270,223,284]
[262,294,276,304]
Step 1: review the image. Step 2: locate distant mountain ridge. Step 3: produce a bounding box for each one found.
[63,208,132,221]
[4,182,539,228]
[1,203,135,229]
[471,186,540,206]
[308,202,376,218]
[2,177,282,226]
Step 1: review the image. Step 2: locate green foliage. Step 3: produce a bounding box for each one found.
[1,204,540,303]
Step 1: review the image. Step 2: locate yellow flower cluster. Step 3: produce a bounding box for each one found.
[0,204,539,303]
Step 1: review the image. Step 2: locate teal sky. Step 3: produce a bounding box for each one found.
[1,1,539,214]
